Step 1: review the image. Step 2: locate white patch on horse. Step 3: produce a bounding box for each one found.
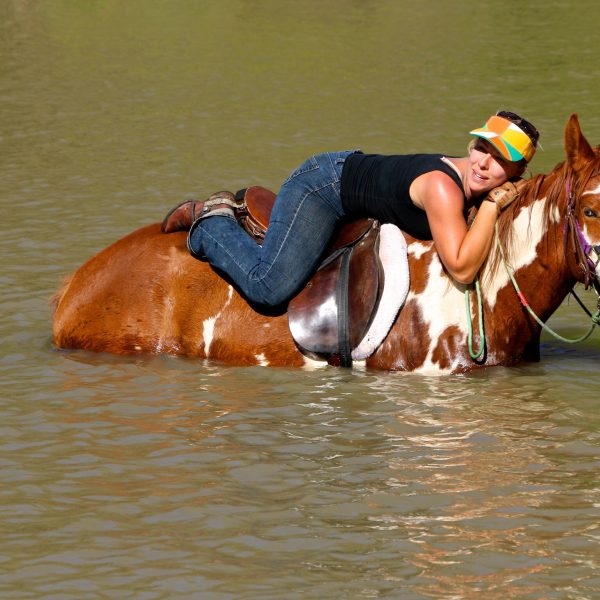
[408,241,431,260]
[301,355,328,370]
[482,198,549,308]
[255,353,269,366]
[405,198,556,373]
[203,285,234,357]
[408,252,467,374]
[407,239,460,372]
[582,182,600,196]
[582,223,600,245]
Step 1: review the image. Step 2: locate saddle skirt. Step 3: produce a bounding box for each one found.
[234,186,410,366]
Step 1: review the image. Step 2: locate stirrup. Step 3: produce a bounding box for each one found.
[199,192,245,218]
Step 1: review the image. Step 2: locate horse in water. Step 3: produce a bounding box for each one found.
[52,115,600,373]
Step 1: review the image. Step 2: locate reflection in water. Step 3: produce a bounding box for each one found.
[2,0,600,597]
[367,375,598,597]
[3,348,599,596]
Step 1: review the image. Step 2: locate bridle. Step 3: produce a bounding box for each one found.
[565,177,600,296]
[466,176,600,359]
[500,176,600,343]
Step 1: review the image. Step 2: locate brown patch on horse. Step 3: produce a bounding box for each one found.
[53,223,305,365]
[367,298,430,371]
[407,242,435,296]
[491,283,542,364]
[201,299,305,367]
[430,325,462,371]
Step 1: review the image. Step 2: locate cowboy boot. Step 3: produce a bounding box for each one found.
[161,199,202,233]
[161,191,242,233]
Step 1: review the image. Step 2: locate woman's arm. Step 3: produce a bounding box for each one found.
[411,171,501,284]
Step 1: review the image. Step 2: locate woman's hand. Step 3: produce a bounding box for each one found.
[483,181,519,214]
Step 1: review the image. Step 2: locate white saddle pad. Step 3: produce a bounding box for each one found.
[352,224,409,360]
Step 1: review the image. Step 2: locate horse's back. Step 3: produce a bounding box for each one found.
[54,224,200,354]
[52,224,300,364]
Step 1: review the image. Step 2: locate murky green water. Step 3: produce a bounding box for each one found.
[2,1,600,597]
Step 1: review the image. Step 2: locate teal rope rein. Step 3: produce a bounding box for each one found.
[465,223,600,359]
[465,278,485,359]
[495,226,599,343]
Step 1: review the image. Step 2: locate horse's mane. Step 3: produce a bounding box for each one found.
[483,148,600,283]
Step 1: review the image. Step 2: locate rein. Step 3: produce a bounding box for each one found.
[495,224,599,343]
[465,278,485,359]
[466,177,600,357]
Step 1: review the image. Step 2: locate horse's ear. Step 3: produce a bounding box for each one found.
[565,113,595,172]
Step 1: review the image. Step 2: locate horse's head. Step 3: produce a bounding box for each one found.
[485,115,600,300]
[563,114,600,292]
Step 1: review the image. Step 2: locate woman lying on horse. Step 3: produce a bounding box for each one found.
[161,111,540,305]
[53,113,600,371]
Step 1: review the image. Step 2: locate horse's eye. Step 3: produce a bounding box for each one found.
[583,207,598,218]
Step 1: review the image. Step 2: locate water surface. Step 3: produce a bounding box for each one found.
[1,1,599,597]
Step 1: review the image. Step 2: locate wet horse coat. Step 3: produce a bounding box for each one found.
[53,115,600,373]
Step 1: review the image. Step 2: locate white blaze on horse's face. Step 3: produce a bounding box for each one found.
[580,179,600,278]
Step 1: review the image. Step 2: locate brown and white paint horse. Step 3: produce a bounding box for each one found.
[52,115,600,373]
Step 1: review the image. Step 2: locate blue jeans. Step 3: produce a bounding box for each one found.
[187,151,355,307]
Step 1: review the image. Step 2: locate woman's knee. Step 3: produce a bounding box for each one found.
[245,271,299,307]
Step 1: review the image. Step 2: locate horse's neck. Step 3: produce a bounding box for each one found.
[482,175,574,325]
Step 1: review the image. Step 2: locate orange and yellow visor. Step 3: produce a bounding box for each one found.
[469,115,536,162]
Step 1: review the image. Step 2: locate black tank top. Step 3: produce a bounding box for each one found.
[340,153,467,240]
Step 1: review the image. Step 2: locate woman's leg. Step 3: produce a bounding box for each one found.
[187,151,353,307]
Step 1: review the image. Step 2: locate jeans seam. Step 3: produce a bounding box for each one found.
[257,179,342,284]
[281,156,319,186]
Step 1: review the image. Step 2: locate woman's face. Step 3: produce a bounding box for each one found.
[467,138,524,197]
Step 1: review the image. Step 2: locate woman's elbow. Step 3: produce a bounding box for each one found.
[445,265,476,285]
[454,273,476,285]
